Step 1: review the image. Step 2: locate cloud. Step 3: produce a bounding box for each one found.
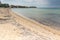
[35,0,48,4]
[24,0,33,2]
[1,0,48,5]
[0,0,49,7]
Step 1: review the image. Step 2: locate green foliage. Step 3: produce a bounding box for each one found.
[0,4,9,8]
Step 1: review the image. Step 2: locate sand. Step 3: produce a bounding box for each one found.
[0,8,60,40]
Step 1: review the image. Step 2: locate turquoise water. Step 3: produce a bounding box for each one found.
[12,8,60,30]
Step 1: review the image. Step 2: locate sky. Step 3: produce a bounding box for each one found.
[0,0,60,8]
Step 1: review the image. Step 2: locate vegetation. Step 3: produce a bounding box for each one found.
[0,4,9,8]
[11,5,28,8]
[11,5,37,8]
[0,1,37,8]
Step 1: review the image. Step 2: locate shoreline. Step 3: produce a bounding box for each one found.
[11,9,60,33]
[0,8,60,40]
[12,8,60,31]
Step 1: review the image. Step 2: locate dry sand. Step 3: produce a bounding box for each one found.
[0,8,60,40]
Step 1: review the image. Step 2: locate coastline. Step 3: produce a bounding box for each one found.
[11,8,60,30]
[11,8,60,31]
[0,8,60,40]
[11,8,60,34]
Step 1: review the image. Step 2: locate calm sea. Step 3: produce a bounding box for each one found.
[11,8,60,30]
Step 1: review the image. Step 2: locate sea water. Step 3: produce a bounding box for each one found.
[11,8,60,30]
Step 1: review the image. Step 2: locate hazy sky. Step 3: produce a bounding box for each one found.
[0,0,60,7]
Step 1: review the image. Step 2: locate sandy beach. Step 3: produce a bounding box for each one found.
[0,8,60,40]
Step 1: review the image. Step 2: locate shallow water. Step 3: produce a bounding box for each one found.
[12,8,60,30]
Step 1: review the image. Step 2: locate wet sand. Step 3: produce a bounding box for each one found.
[0,8,60,40]
[12,8,60,30]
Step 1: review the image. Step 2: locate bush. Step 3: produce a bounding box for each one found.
[0,4,9,8]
